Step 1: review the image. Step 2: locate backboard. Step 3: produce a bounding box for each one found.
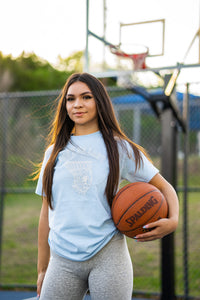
[86,0,200,78]
[119,19,165,57]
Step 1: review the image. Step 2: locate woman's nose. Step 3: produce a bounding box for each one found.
[74,97,83,107]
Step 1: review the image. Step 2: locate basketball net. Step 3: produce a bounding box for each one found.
[109,45,149,70]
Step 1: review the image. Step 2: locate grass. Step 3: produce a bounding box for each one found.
[1,192,200,298]
[1,193,41,284]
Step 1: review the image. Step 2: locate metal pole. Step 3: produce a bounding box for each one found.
[0,96,8,279]
[84,0,89,72]
[199,29,200,64]
[133,107,141,144]
[161,75,177,300]
[199,1,200,63]
[182,83,189,299]
[160,108,177,300]
[103,0,107,70]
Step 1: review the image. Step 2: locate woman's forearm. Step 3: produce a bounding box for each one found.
[37,197,50,274]
[150,173,179,230]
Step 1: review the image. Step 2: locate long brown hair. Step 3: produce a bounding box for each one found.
[40,73,149,209]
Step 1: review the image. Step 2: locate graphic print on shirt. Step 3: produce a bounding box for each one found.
[65,161,93,194]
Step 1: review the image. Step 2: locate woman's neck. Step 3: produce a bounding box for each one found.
[73,125,99,136]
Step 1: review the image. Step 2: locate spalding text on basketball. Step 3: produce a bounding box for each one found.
[125,196,159,227]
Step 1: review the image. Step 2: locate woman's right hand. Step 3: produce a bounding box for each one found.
[37,271,46,297]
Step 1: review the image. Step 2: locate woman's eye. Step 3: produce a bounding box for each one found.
[66,97,74,102]
[83,95,92,100]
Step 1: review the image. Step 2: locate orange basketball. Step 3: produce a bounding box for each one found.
[111,182,168,238]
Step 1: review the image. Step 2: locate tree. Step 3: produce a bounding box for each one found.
[56,51,83,72]
[0,51,84,92]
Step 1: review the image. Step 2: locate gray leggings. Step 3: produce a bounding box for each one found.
[40,233,133,300]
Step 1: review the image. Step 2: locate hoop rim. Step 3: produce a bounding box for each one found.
[109,44,149,70]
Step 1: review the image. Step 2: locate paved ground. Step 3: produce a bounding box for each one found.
[0,290,152,300]
[0,291,37,300]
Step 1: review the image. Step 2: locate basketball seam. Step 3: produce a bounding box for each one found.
[112,182,144,210]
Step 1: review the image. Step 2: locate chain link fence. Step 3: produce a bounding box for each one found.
[0,81,200,298]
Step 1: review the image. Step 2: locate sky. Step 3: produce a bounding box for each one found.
[0,0,86,63]
[1,0,200,85]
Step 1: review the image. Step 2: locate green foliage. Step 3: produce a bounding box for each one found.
[0,51,84,92]
[56,51,84,72]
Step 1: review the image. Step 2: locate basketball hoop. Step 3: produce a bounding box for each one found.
[109,44,149,70]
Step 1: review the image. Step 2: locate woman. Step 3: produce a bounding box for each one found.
[35,73,179,300]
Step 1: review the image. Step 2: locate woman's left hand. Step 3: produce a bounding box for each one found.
[133,173,179,242]
[133,217,178,242]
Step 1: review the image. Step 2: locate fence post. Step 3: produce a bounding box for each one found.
[160,103,177,300]
[0,95,8,279]
[183,83,189,299]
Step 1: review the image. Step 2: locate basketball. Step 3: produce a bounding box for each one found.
[111,182,168,238]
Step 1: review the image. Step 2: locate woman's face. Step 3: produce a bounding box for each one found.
[66,81,99,135]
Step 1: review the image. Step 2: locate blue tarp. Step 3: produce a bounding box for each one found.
[112,90,200,130]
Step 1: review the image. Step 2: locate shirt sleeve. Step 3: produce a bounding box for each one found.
[35,145,53,196]
[120,142,159,183]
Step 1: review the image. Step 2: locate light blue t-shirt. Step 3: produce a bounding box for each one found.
[36,131,159,261]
